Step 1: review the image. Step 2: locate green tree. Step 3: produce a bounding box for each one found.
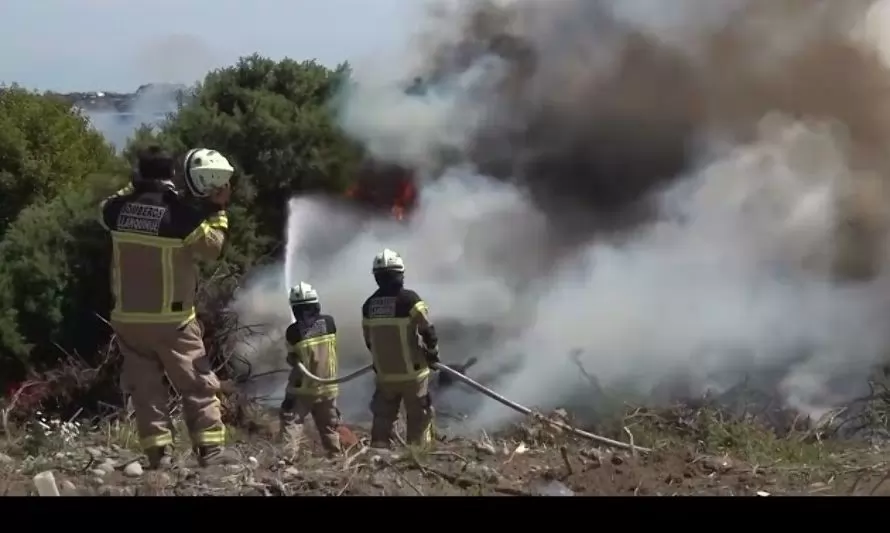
[0,85,118,235]
[141,54,362,258]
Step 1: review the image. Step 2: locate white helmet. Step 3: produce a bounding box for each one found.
[289,281,319,305]
[182,148,234,198]
[372,248,405,273]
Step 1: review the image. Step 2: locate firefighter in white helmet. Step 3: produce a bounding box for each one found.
[98,146,237,469]
[279,282,343,454]
[361,249,439,448]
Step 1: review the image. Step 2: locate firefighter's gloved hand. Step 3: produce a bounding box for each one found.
[425,347,440,365]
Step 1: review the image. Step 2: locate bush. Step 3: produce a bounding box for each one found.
[0,86,119,235]
[0,173,126,375]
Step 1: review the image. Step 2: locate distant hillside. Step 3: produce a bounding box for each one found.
[31,83,191,149]
[48,83,189,115]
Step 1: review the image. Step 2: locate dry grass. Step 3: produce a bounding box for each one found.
[2,374,890,496]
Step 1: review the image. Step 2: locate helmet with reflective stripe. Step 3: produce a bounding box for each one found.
[289,281,319,305]
[372,248,405,273]
[183,148,234,198]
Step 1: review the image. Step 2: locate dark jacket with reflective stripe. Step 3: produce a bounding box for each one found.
[285,315,338,397]
[361,288,438,383]
[99,180,227,326]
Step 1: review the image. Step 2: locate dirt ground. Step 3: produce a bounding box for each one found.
[2,403,889,496]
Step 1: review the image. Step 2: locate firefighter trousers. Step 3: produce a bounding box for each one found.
[280,394,342,453]
[113,319,225,451]
[370,377,434,447]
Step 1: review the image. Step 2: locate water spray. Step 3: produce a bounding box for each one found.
[283,198,301,297]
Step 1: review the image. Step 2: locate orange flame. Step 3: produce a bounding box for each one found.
[344,171,417,221]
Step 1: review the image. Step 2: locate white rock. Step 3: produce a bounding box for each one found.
[33,471,61,496]
[283,466,300,478]
[60,480,77,494]
[248,456,259,468]
[123,462,143,477]
[89,468,107,477]
[96,462,115,474]
[0,452,13,464]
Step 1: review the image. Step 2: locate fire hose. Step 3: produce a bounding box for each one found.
[296,362,375,384]
[295,361,650,453]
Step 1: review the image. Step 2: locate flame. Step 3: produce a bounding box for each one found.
[343,167,417,221]
[391,179,417,221]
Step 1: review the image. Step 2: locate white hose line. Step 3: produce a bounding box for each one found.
[431,363,652,454]
[296,362,375,385]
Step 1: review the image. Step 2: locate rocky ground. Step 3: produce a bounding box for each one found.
[2,401,890,496]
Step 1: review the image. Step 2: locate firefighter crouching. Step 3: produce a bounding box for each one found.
[98,146,238,469]
[279,282,343,455]
[361,249,440,448]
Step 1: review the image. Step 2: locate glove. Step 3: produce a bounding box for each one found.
[425,347,440,365]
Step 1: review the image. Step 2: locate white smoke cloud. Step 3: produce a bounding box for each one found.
[232,0,890,432]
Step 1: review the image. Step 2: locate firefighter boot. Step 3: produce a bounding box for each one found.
[145,445,173,470]
[195,445,241,467]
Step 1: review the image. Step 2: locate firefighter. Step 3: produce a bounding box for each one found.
[279,282,342,454]
[98,146,238,469]
[361,249,440,448]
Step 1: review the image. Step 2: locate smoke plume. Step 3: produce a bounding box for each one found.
[233,0,890,431]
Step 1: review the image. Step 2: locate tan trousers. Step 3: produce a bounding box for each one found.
[370,377,434,447]
[280,394,342,453]
[113,319,225,450]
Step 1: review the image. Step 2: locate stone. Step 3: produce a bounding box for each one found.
[123,462,144,477]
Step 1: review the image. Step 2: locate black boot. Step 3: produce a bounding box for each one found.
[195,445,241,467]
[145,445,173,470]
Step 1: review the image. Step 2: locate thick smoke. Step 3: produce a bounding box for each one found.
[233,0,890,431]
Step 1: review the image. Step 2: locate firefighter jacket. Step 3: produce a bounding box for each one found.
[98,180,228,326]
[361,288,438,383]
[285,315,339,397]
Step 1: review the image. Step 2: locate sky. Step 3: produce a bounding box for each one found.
[0,0,410,92]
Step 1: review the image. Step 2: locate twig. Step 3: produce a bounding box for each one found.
[559,445,574,476]
[337,469,359,496]
[343,445,369,470]
[383,461,424,496]
[869,469,890,496]
[623,426,637,458]
[569,351,605,396]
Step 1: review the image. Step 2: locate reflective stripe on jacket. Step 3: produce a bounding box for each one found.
[99,181,227,326]
[361,288,438,383]
[286,315,339,397]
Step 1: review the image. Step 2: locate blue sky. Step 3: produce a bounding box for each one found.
[0,0,411,92]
